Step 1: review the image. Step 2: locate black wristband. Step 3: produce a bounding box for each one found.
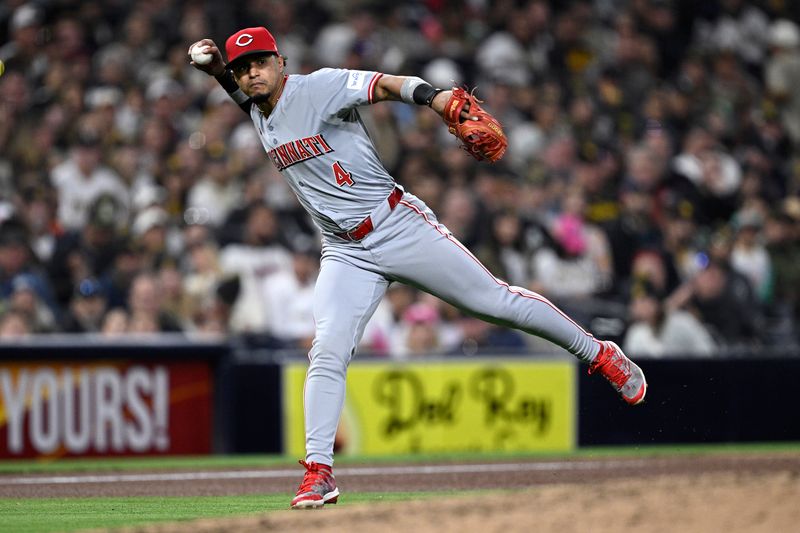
[412,84,444,107]
[215,69,251,112]
[215,70,239,93]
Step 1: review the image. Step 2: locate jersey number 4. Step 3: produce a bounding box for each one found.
[332,161,355,187]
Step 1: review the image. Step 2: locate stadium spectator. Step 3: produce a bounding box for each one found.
[623,279,716,357]
[0,308,33,339]
[186,153,241,228]
[17,185,59,265]
[100,307,129,336]
[763,205,800,344]
[62,278,107,333]
[48,194,122,307]
[127,271,182,333]
[50,129,129,232]
[131,206,170,271]
[0,3,45,80]
[219,202,291,333]
[730,210,771,302]
[531,187,613,301]
[7,273,57,333]
[158,263,190,330]
[765,19,800,147]
[605,181,663,290]
[361,283,415,357]
[262,247,318,349]
[0,0,797,354]
[0,221,58,318]
[474,209,529,288]
[667,258,761,346]
[182,237,223,326]
[391,302,445,359]
[698,0,769,74]
[101,239,143,311]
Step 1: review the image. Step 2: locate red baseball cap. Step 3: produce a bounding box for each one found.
[225,27,279,69]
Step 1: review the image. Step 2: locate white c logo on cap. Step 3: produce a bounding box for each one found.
[235,34,254,47]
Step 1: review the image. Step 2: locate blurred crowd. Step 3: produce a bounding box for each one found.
[1,0,800,357]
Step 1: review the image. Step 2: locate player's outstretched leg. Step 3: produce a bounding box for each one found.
[380,194,647,405]
[291,460,339,509]
[589,341,647,405]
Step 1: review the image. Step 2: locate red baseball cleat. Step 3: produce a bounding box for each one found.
[290,460,339,509]
[589,341,647,405]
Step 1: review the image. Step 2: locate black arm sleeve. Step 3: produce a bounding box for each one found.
[215,70,251,114]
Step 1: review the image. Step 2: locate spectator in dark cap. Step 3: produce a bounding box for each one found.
[47,194,123,308]
[62,278,107,333]
[0,220,58,319]
[101,238,143,310]
[605,180,664,291]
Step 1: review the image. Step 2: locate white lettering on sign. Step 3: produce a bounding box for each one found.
[0,366,170,455]
[30,369,59,453]
[62,369,91,453]
[94,367,123,452]
[2,370,28,454]
[154,367,169,450]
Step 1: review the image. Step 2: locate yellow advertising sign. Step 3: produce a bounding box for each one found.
[284,360,575,456]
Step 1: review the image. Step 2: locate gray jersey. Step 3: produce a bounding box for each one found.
[233,62,639,478]
[250,68,396,234]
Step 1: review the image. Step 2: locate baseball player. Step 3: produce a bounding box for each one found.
[189,26,647,509]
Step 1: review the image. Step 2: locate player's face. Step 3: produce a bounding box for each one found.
[232,55,282,101]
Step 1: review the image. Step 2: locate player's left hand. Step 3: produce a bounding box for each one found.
[439,87,508,163]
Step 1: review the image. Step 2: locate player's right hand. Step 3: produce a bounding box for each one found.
[187,39,226,77]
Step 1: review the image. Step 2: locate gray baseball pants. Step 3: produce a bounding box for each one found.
[304,191,601,466]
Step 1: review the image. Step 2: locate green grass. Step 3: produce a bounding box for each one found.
[0,491,466,533]
[1,443,797,532]
[0,454,293,474]
[0,442,798,474]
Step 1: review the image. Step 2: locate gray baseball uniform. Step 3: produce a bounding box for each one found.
[247,68,600,466]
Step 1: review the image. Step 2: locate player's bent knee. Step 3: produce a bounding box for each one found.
[308,338,352,374]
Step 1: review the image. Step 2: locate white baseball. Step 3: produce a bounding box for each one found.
[191,44,213,65]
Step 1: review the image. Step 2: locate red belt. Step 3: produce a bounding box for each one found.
[335,187,403,241]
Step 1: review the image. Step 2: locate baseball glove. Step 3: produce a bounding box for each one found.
[443,87,508,163]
